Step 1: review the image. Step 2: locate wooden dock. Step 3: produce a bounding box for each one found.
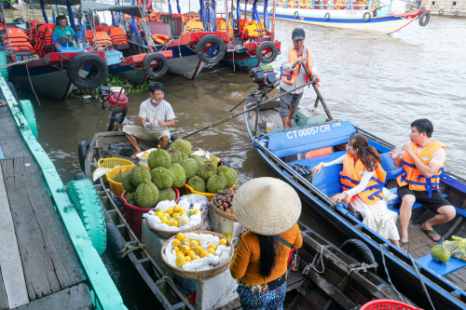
[0,105,92,309]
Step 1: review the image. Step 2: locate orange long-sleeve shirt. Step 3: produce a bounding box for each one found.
[230,223,303,285]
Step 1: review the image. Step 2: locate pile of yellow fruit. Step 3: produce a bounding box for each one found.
[173,232,228,267]
[154,205,200,227]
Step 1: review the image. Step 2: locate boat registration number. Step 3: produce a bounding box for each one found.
[286,124,333,139]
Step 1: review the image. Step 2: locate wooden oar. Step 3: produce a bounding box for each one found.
[299,62,333,120]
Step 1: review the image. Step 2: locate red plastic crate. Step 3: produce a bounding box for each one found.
[360,300,423,310]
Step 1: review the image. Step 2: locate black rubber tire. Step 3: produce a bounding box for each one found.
[363,12,371,22]
[294,11,299,18]
[324,13,330,21]
[7,82,19,103]
[74,172,87,180]
[256,41,278,64]
[419,11,430,26]
[438,8,444,15]
[453,11,459,16]
[107,107,128,131]
[66,53,108,90]
[143,53,169,79]
[196,34,226,64]
[341,239,377,273]
[78,140,89,172]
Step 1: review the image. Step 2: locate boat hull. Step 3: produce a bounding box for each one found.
[223,51,261,71]
[167,52,206,80]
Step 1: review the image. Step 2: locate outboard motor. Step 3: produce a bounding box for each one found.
[99,85,133,131]
[249,65,277,91]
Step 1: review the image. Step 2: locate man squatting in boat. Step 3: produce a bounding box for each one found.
[279,28,320,129]
[122,82,176,159]
[390,118,456,253]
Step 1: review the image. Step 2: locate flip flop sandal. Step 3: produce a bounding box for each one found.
[120,147,135,157]
[0,101,7,108]
[400,241,409,253]
[421,228,441,242]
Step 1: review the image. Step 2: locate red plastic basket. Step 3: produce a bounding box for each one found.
[120,189,180,237]
[360,300,423,310]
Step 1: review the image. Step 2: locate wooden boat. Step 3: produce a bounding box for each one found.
[244,84,466,309]
[82,130,411,309]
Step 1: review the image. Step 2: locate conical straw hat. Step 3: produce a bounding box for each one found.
[232,177,301,236]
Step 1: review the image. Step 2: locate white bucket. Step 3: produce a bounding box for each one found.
[110,87,125,94]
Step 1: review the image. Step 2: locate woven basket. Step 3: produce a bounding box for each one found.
[210,202,237,222]
[97,158,135,169]
[146,215,203,239]
[184,184,235,202]
[161,230,234,280]
[107,165,149,197]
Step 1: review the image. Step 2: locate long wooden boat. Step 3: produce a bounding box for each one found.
[82,130,410,309]
[245,95,466,309]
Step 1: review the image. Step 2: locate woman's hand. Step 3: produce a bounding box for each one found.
[330,192,348,203]
[311,163,324,176]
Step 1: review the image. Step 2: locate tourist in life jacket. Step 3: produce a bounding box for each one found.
[52,15,83,47]
[279,28,320,129]
[389,119,456,253]
[312,135,401,248]
[122,82,176,159]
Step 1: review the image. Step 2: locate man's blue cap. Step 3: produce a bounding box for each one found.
[292,28,305,41]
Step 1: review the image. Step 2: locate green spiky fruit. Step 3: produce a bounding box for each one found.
[168,147,183,164]
[207,175,227,193]
[126,192,135,205]
[181,153,188,161]
[169,164,187,188]
[122,174,136,192]
[190,155,204,168]
[113,173,125,183]
[220,167,237,188]
[135,180,159,208]
[199,162,217,181]
[158,188,177,202]
[171,139,192,155]
[188,176,207,192]
[130,166,151,187]
[181,158,199,179]
[148,147,171,169]
[150,167,174,190]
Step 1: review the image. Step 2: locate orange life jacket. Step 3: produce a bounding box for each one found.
[152,34,171,44]
[34,24,54,56]
[173,13,187,25]
[281,46,313,85]
[26,20,44,39]
[94,31,113,50]
[396,141,446,197]
[4,27,35,54]
[340,155,386,205]
[86,30,95,46]
[108,27,128,46]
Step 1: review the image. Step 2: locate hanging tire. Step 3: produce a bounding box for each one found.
[324,13,330,21]
[453,11,459,16]
[143,53,169,79]
[0,51,9,82]
[294,11,299,18]
[7,82,18,103]
[19,100,38,140]
[196,34,226,64]
[341,239,377,273]
[66,53,108,90]
[438,8,444,15]
[107,107,128,131]
[78,140,89,172]
[256,41,278,64]
[363,12,371,22]
[419,11,430,26]
[67,179,107,255]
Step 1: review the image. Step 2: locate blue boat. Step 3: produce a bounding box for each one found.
[244,82,466,309]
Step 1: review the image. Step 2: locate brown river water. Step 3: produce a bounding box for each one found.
[6,6,466,308]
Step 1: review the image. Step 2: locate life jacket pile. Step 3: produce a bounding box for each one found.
[109,27,129,47]
[94,31,113,51]
[281,45,313,84]
[152,34,171,44]
[26,20,45,40]
[34,24,55,57]
[3,26,35,55]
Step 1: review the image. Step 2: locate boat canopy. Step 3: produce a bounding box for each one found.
[81,1,144,17]
[31,0,81,5]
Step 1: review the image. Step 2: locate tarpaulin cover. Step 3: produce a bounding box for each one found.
[252,0,260,22]
[39,0,49,24]
[176,0,181,13]
[199,0,204,18]
[236,0,241,20]
[264,0,269,29]
[211,0,216,31]
[168,0,173,13]
[203,1,210,31]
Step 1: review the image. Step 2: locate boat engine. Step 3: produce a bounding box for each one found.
[98,85,133,131]
[249,65,278,91]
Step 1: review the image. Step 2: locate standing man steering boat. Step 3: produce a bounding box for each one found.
[280,28,320,129]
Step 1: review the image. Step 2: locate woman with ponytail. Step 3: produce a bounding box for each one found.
[312,134,400,247]
[230,178,303,310]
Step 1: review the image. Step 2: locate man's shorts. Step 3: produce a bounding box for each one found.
[279,87,304,117]
[397,186,451,213]
[122,125,170,141]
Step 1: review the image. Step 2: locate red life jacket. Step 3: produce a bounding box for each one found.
[34,24,55,56]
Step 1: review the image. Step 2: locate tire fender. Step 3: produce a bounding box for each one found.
[363,12,371,22]
[143,53,169,78]
[78,140,89,172]
[66,53,108,90]
[453,11,459,16]
[438,8,444,15]
[256,41,279,64]
[196,34,226,64]
[67,179,107,255]
[324,12,330,21]
[19,100,38,140]
[294,11,299,18]
[341,239,377,273]
[419,11,430,26]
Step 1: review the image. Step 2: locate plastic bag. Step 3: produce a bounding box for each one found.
[179,194,211,230]
[445,236,466,262]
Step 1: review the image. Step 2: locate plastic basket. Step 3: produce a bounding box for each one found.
[107,165,149,198]
[97,158,135,169]
[360,300,423,310]
[183,184,235,202]
[121,189,180,237]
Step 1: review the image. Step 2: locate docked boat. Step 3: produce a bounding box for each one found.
[244,67,466,309]
[241,0,431,34]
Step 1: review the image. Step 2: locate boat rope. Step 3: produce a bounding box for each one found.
[346,262,378,276]
[409,254,436,310]
[303,245,326,274]
[115,242,145,258]
[378,244,405,302]
[25,63,41,107]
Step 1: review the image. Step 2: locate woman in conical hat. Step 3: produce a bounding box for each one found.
[230,177,303,309]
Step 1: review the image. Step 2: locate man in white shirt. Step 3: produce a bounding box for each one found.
[123,82,175,159]
[279,28,320,129]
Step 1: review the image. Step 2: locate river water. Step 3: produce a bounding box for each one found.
[6,5,466,308]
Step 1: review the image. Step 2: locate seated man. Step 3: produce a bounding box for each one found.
[52,15,83,47]
[389,119,456,253]
[122,82,175,159]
